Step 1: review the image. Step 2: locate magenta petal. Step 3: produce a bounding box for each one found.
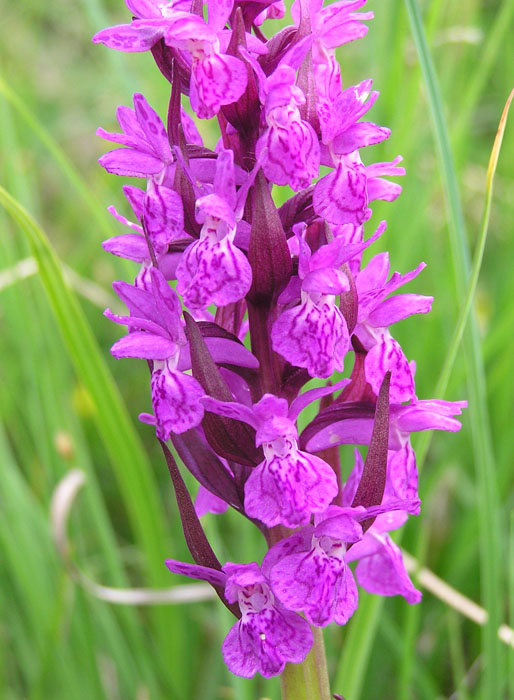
[364,338,415,403]
[318,79,376,144]
[270,550,340,626]
[288,378,350,422]
[111,331,177,360]
[125,1,162,17]
[190,53,248,119]
[99,148,164,177]
[133,93,171,162]
[107,205,144,234]
[367,177,403,203]
[213,149,237,210]
[244,448,338,528]
[116,104,145,141]
[332,122,390,155]
[176,236,252,309]
[96,126,146,151]
[196,193,236,229]
[341,449,364,506]
[105,309,167,337]
[113,280,159,324]
[302,268,350,295]
[144,183,184,250]
[256,119,320,191]
[356,251,390,292]
[200,397,260,429]
[151,366,205,439]
[204,337,259,369]
[321,20,370,48]
[149,267,184,341]
[313,161,369,225]
[222,607,312,678]
[123,184,145,219]
[332,565,359,624]
[315,513,363,543]
[394,400,466,435]
[271,296,350,378]
[195,485,228,517]
[367,293,433,327]
[102,233,147,261]
[178,337,259,371]
[388,442,418,501]
[92,21,166,52]
[180,107,203,146]
[353,534,422,604]
[165,558,226,588]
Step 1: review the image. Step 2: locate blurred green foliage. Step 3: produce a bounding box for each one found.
[0,1,513,698]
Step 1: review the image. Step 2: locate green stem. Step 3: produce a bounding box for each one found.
[280,627,331,700]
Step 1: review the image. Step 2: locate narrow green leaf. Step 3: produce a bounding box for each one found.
[402,2,503,697]
[0,185,168,576]
[0,186,190,691]
[0,74,113,240]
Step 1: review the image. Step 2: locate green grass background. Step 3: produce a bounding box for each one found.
[1,0,513,698]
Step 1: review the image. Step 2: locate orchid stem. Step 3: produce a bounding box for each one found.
[280,626,331,700]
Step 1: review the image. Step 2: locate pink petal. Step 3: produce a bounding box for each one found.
[271,296,350,378]
[92,21,166,52]
[98,148,163,177]
[367,293,433,327]
[111,331,176,360]
[151,367,205,438]
[102,233,147,261]
[353,534,422,604]
[133,93,172,162]
[364,337,416,403]
[313,161,370,225]
[190,53,248,119]
[244,449,338,528]
[256,118,320,191]
[176,236,252,309]
[144,183,185,250]
[332,122,390,155]
[222,607,312,678]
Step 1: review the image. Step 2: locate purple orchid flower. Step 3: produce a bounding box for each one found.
[317,79,389,154]
[292,0,374,110]
[262,496,420,626]
[106,267,204,437]
[262,506,361,626]
[175,148,253,309]
[292,0,373,48]
[92,0,468,685]
[97,93,217,190]
[271,220,385,378]
[195,484,229,517]
[93,1,250,119]
[313,150,405,227]
[201,385,350,528]
[255,64,320,191]
[352,252,434,402]
[103,181,190,288]
[97,93,174,181]
[342,450,421,602]
[304,396,467,453]
[105,267,258,438]
[165,559,313,678]
[239,45,320,191]
[254,0,286,25]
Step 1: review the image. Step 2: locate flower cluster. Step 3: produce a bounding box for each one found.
[94,0,466,680]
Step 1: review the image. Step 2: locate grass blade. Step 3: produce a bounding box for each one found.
[402,2,503,697]
[0,185,168,574]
